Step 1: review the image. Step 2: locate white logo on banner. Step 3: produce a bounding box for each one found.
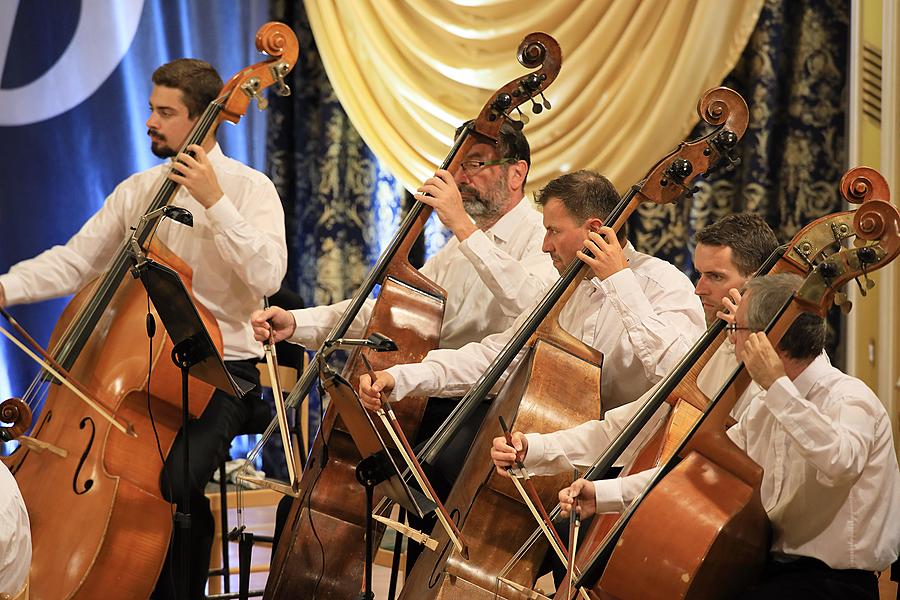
[0,0,144,126]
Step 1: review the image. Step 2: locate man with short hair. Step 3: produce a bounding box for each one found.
[490,212,779,583]
[492,213,780,481]
[253,120,556,351]
[694,213,780,324]
[733,274,899,598]
[360,169,705,420]
[0,58,287,599]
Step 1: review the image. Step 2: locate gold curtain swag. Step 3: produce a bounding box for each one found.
[305,0,763,194]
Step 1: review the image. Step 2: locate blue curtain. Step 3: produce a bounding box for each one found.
[629,0,849,271]
[0,0,270,448]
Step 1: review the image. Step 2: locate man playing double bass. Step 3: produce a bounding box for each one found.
[0,59,287,599]
[253,120,558,568]
[490,212,780,583]
[359,169,705,439]
[544,274,900,599]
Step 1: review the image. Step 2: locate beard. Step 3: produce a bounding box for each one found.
[148,129,176,158]
[458,171,508,227]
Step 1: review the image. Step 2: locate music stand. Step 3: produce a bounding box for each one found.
[131,256,252,599]
[317,358,435,600]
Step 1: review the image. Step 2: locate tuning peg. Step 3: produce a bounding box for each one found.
[273,78,290,97]
[240,77,269,111]
[853,274,876,296]
[540,92,551,110]
[833,290,852,313]
[501,112,525,131]
[270,62,292,97]
[514,106,530,125]
[531,97,543,114]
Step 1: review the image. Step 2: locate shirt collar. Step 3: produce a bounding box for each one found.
[207,143,225,162]
[789,352,831,397]
[486,198,530,244]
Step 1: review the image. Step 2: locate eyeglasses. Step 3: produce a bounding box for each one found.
[725,323,755,333]
[459,158,517,174]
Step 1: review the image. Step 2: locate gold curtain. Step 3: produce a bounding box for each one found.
[304,0,763,193]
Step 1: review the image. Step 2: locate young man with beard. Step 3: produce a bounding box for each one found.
[0,59,286,599]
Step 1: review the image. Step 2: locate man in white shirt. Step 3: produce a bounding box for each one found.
[253,120,556,569]
[0,59,287,599]
[728,273,899,599]
[491,212,778,582]
[0,462,29,599]
[491,212,780,479]
[252,120,556,351]
[359,169,705,418]
[556,274,900,599]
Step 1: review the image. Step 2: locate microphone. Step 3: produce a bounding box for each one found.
[324,332,398,353]
[163,205,194,226]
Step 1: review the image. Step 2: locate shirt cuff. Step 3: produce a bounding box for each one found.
[0,274,27,305]
[762,375,795,416]
[522,432,547,470]
[457,230,493,265]
[386,362,439,401]
[204,194,242,232]
[596,267,641,300]
[593,478,626,514]
[287,306,334,347]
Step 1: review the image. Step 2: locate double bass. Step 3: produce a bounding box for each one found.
[532,167,891,600]
[398,87,749,599]
[570,169,899,599]
[263,33,562,599]
[1,23,298,599]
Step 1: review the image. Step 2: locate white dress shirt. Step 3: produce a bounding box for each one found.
[522,339,759,510]
[387,244,705,411]
[0,145,287,361]
[288,199,556,350]
[727,353,900,571]
[0,462,30,596]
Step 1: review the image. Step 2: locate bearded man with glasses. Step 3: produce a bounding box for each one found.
[254,120,558,569]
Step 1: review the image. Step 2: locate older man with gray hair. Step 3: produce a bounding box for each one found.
[726,273,900,598]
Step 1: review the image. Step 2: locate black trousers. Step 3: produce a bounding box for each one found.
[153,359,261,600]
[737,556,878,600]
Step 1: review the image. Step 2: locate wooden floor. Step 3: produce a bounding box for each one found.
[205,486,899,599]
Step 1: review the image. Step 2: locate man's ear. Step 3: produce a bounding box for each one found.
[507,160,528,193]
[586,218,604,234]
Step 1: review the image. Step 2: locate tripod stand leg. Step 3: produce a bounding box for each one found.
[387,506,405,600]
[238,531,253,600]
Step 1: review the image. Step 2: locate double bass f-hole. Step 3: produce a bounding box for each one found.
[73,416,96,495]
[428,507,463,588]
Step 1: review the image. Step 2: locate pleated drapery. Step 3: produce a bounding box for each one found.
[304,0,764,193]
